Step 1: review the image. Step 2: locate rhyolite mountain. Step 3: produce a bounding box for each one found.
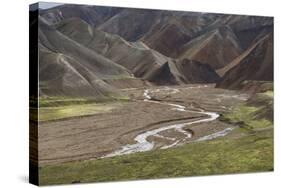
[41,5,273,58]
[54,17,219,84]
[36,4,273,97]
[216,33,273,89]
[38,16,132,99]
[40,4,123,26]
[36,15,218,99]
[55,17,169,79]
[176,26,242,69]
[147,59,220,85]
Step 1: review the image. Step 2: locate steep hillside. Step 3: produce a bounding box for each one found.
[216,34,273,89]
[146,61,181,85]
[38,17,131,98]
[41,5,273,62]
[225,15,273,49]
[55,17,221,86]
[216,35,267,77]
[147,59,220,85]
[39,5,273,89]
[140,12,216,57]
[177,26,242,69]
[98,9,161,41]
[55,18,170,79]
[175,59,221,83]
[40,4,122,26]
[193,15,273,50]
[142,23,192,57]
[39,48,119,98]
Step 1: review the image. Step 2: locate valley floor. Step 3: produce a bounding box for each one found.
[37,84,273,185]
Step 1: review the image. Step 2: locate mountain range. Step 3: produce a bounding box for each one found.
[34,4,273,99]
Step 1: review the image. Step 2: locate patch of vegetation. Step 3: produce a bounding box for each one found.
[39,97,94,107]
[38,102,125,122]
[33,96,129,121]
[240,80,273,93]
[39,129,273,185]
[221,90,273,130]
[253,91,273,103]
[221,105,272,130]
[39,95,129,107]
[107,93,130,101]
[39,97,90,107]
[261,91,273,98]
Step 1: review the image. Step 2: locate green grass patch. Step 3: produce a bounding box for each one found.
[31,95,130,121]
[39,129,273,185]
[221,89,273,130]
[39,97,90,107]
[221,105,272,130]
[38,95,129,107]
[38,102,123,122]
[262,91,274,98]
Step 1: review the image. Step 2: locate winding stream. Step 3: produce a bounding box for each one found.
[105,87,233,158]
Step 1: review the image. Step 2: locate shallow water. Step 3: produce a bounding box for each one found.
[105,86,227,158]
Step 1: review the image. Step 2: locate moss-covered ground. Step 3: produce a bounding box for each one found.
[30,96,129,122]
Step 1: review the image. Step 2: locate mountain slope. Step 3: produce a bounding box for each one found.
[140,13,216,57]
[225,15,273,49]
[141,22,192,57]
[177,26,242,69]
[40,4,122,26]
[216,35,266,77]
[216,34,273,89]
[98,9,161,41]
[38,6,273,89]
[56,18,220,85]
[175,59,221,83]
[55,18,170,79]
[41,5,273,62]
[38,17,131,98]
[147,59,220,85]
[39,48,119,98]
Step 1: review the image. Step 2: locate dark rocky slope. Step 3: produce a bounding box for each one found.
[147,59,220,85]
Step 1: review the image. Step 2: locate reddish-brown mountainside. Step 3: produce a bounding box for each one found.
[216,34,273,89]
